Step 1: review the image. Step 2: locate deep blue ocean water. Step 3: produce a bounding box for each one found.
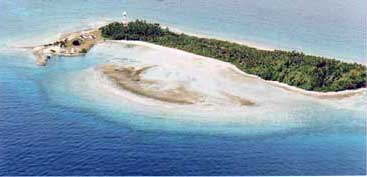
[0,0,366,175]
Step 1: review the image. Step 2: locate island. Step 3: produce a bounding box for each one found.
[32,20,366,95]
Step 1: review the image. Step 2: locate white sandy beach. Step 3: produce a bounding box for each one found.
[16,20,365,115]
[104,40,366,97]
[71,41,365,117]
[42,40,361,129]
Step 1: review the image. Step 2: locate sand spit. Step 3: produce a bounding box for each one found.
[32,28,102,66]
[100,64,202,104]
[99,64,256,106]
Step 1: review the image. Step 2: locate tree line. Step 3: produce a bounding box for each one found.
[100,20,366,92]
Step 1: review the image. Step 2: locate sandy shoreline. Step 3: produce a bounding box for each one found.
[109,40,366,100]
[24,23,365,100]
[32,28,103,66]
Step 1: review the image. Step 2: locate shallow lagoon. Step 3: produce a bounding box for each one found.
[0,0,366,175]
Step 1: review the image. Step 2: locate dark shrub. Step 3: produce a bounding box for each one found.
[72,40,80,46]
[80,48,87,53]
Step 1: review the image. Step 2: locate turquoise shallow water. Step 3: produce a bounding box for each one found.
[1,0,366,61]
[0,0,366,175]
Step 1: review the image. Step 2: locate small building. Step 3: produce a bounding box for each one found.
[122,11,128,27]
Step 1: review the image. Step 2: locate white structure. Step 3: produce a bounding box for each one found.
[122,11,128,26]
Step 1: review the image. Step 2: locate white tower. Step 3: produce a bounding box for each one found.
[122,11,128,27]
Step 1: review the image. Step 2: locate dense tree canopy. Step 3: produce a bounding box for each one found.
[100,20,162,40]
[100,20,366,92]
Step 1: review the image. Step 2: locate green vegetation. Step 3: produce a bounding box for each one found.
[100,20,366,92]
[100,21,162,40]
[80,48,88,53]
